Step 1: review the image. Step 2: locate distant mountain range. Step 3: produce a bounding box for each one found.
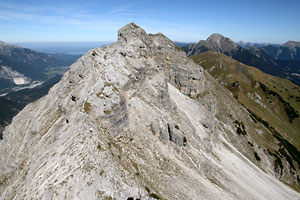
[174,41,193,47]
[13,41,111,55]
[182,34,300,86]
[0,41,80,91]
[237,41,280,48]
[261,41,300,60]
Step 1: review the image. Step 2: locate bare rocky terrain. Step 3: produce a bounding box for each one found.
[0,23,299,200]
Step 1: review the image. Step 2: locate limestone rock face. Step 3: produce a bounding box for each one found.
[205,33,239,53]
[184,33,239,56]
[0,23,299,200]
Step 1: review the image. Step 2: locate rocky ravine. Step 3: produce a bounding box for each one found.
[0,23,299,200]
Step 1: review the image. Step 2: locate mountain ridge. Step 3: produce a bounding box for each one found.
[0,23,299,199]
[261,42,300,60]
[182,34,300,86]
[237,41,278,48]
[283,41,300,48]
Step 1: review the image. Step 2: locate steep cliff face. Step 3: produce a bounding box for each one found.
[0,23,299,200]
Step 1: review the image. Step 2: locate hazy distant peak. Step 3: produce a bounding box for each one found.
[0,40,7,46]
[237,41,276,48]
[0,40,22,57]
[282,41,300,48]
[207,33,226,42]
[207,33,236,43]
[0,40,13,48]
[204,33,238,52]
[0,40,22,49]
[237,40,247,45]
[182,33,239,56]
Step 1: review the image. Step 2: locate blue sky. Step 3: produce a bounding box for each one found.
[0,0,299,43]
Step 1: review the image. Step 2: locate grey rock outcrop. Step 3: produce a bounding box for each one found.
[0,23,299,200]
[205,33,239,53]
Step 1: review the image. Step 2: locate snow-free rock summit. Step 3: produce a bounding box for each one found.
[0,23,300,199]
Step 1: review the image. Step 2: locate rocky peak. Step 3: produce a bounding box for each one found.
[0,41,20,56]
[0,41,21,56]
[204,33,238,53]
[0,40,8,46]
[118,23,148,42]
[282,41,300,48]
[207,33,226,42]
[0,40,21,49]
[117,22,177,53]
[184,33,239,56]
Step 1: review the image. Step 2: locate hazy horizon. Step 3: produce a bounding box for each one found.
[7,37,291,45]
[8,41,111,55]
[3,30,300,45]
[4,37,289,55]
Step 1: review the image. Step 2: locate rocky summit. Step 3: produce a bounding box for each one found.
[183,33,239,56]
[0,23,300,200]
